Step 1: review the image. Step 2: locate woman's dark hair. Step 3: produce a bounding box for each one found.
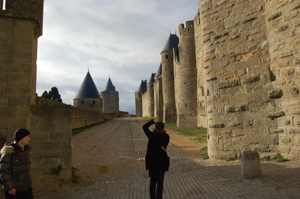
[155,121,164,130]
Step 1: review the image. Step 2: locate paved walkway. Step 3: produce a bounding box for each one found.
[35,118,300,199]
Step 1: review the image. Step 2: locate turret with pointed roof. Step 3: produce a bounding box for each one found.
[104,77,116,91]
[100,77,119,114]
[73,71,102,113]
[161,34,179,54]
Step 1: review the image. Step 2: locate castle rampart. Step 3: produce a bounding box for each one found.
[137,0,300,160]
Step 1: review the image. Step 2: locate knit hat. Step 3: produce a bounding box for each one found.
[14,128,30,141]
[155,121,164,130]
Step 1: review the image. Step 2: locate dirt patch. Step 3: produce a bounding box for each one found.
[136,118,207,156]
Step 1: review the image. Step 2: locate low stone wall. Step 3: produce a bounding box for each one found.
[30,103,72,189]
[36,97,112,130]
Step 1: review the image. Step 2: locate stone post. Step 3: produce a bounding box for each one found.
[241,151,262,179]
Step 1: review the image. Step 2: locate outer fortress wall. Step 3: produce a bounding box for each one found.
[174,21,197,128]
[198,0,278,160]
[265,1,300,159]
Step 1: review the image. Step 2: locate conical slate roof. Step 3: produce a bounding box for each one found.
[104,78,116,91]
[161,34,179,54]
[137,80,147,93]
[155,63,162,77]
[148,73,156,84]
[74,71,101,99]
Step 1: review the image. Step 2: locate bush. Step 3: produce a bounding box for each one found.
[72,167,80,183]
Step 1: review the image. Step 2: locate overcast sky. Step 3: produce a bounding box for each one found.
[36,0,199,114]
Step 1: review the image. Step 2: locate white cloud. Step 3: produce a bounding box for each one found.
[37,0,199,114]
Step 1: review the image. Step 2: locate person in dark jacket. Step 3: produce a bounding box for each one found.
[0,128,33,199]
[143,119,170,199]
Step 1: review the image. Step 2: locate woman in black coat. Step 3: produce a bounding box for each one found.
[143,119,170,199]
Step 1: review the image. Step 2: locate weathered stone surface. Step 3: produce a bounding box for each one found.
[137,0,300,161]
[241,151,262,179]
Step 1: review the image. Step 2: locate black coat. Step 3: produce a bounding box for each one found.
[143,120,170,171]
[0,142,31,192]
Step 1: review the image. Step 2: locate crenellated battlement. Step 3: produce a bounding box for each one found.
[0,0,43,36]
[178,20,194,35]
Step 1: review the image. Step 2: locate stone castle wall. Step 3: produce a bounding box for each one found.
[265,0,300,159]
[0,0,117,190]
[137,0,300,160]
[196,0,300,160]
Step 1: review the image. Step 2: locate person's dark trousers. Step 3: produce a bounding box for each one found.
[4,188,33,199]
[149,170,165,199]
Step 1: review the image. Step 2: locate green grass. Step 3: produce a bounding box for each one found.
[176,127,207,143]
[144,117,156,121]
[261,157,270,161]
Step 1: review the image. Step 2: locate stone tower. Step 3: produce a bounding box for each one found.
[0,0,43,138]
[147,73,155,117]
[154,63,163,121]
[161,34,179,123]
[174,21,197,128]
[74,71,102,113]
[135,80,147,117]
[101,78,119,114]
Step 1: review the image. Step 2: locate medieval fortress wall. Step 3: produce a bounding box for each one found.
[137,0,300,160]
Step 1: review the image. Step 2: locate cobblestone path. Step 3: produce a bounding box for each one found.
[35,118,300,199]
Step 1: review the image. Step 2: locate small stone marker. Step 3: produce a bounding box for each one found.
[241,151,262,179]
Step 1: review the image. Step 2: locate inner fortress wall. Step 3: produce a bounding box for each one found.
[265,0,300,159]
[198,0,300,160]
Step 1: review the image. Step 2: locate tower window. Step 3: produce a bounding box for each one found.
[81,101,84,104]
[165,55,168,59]
[93,101,95,104]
